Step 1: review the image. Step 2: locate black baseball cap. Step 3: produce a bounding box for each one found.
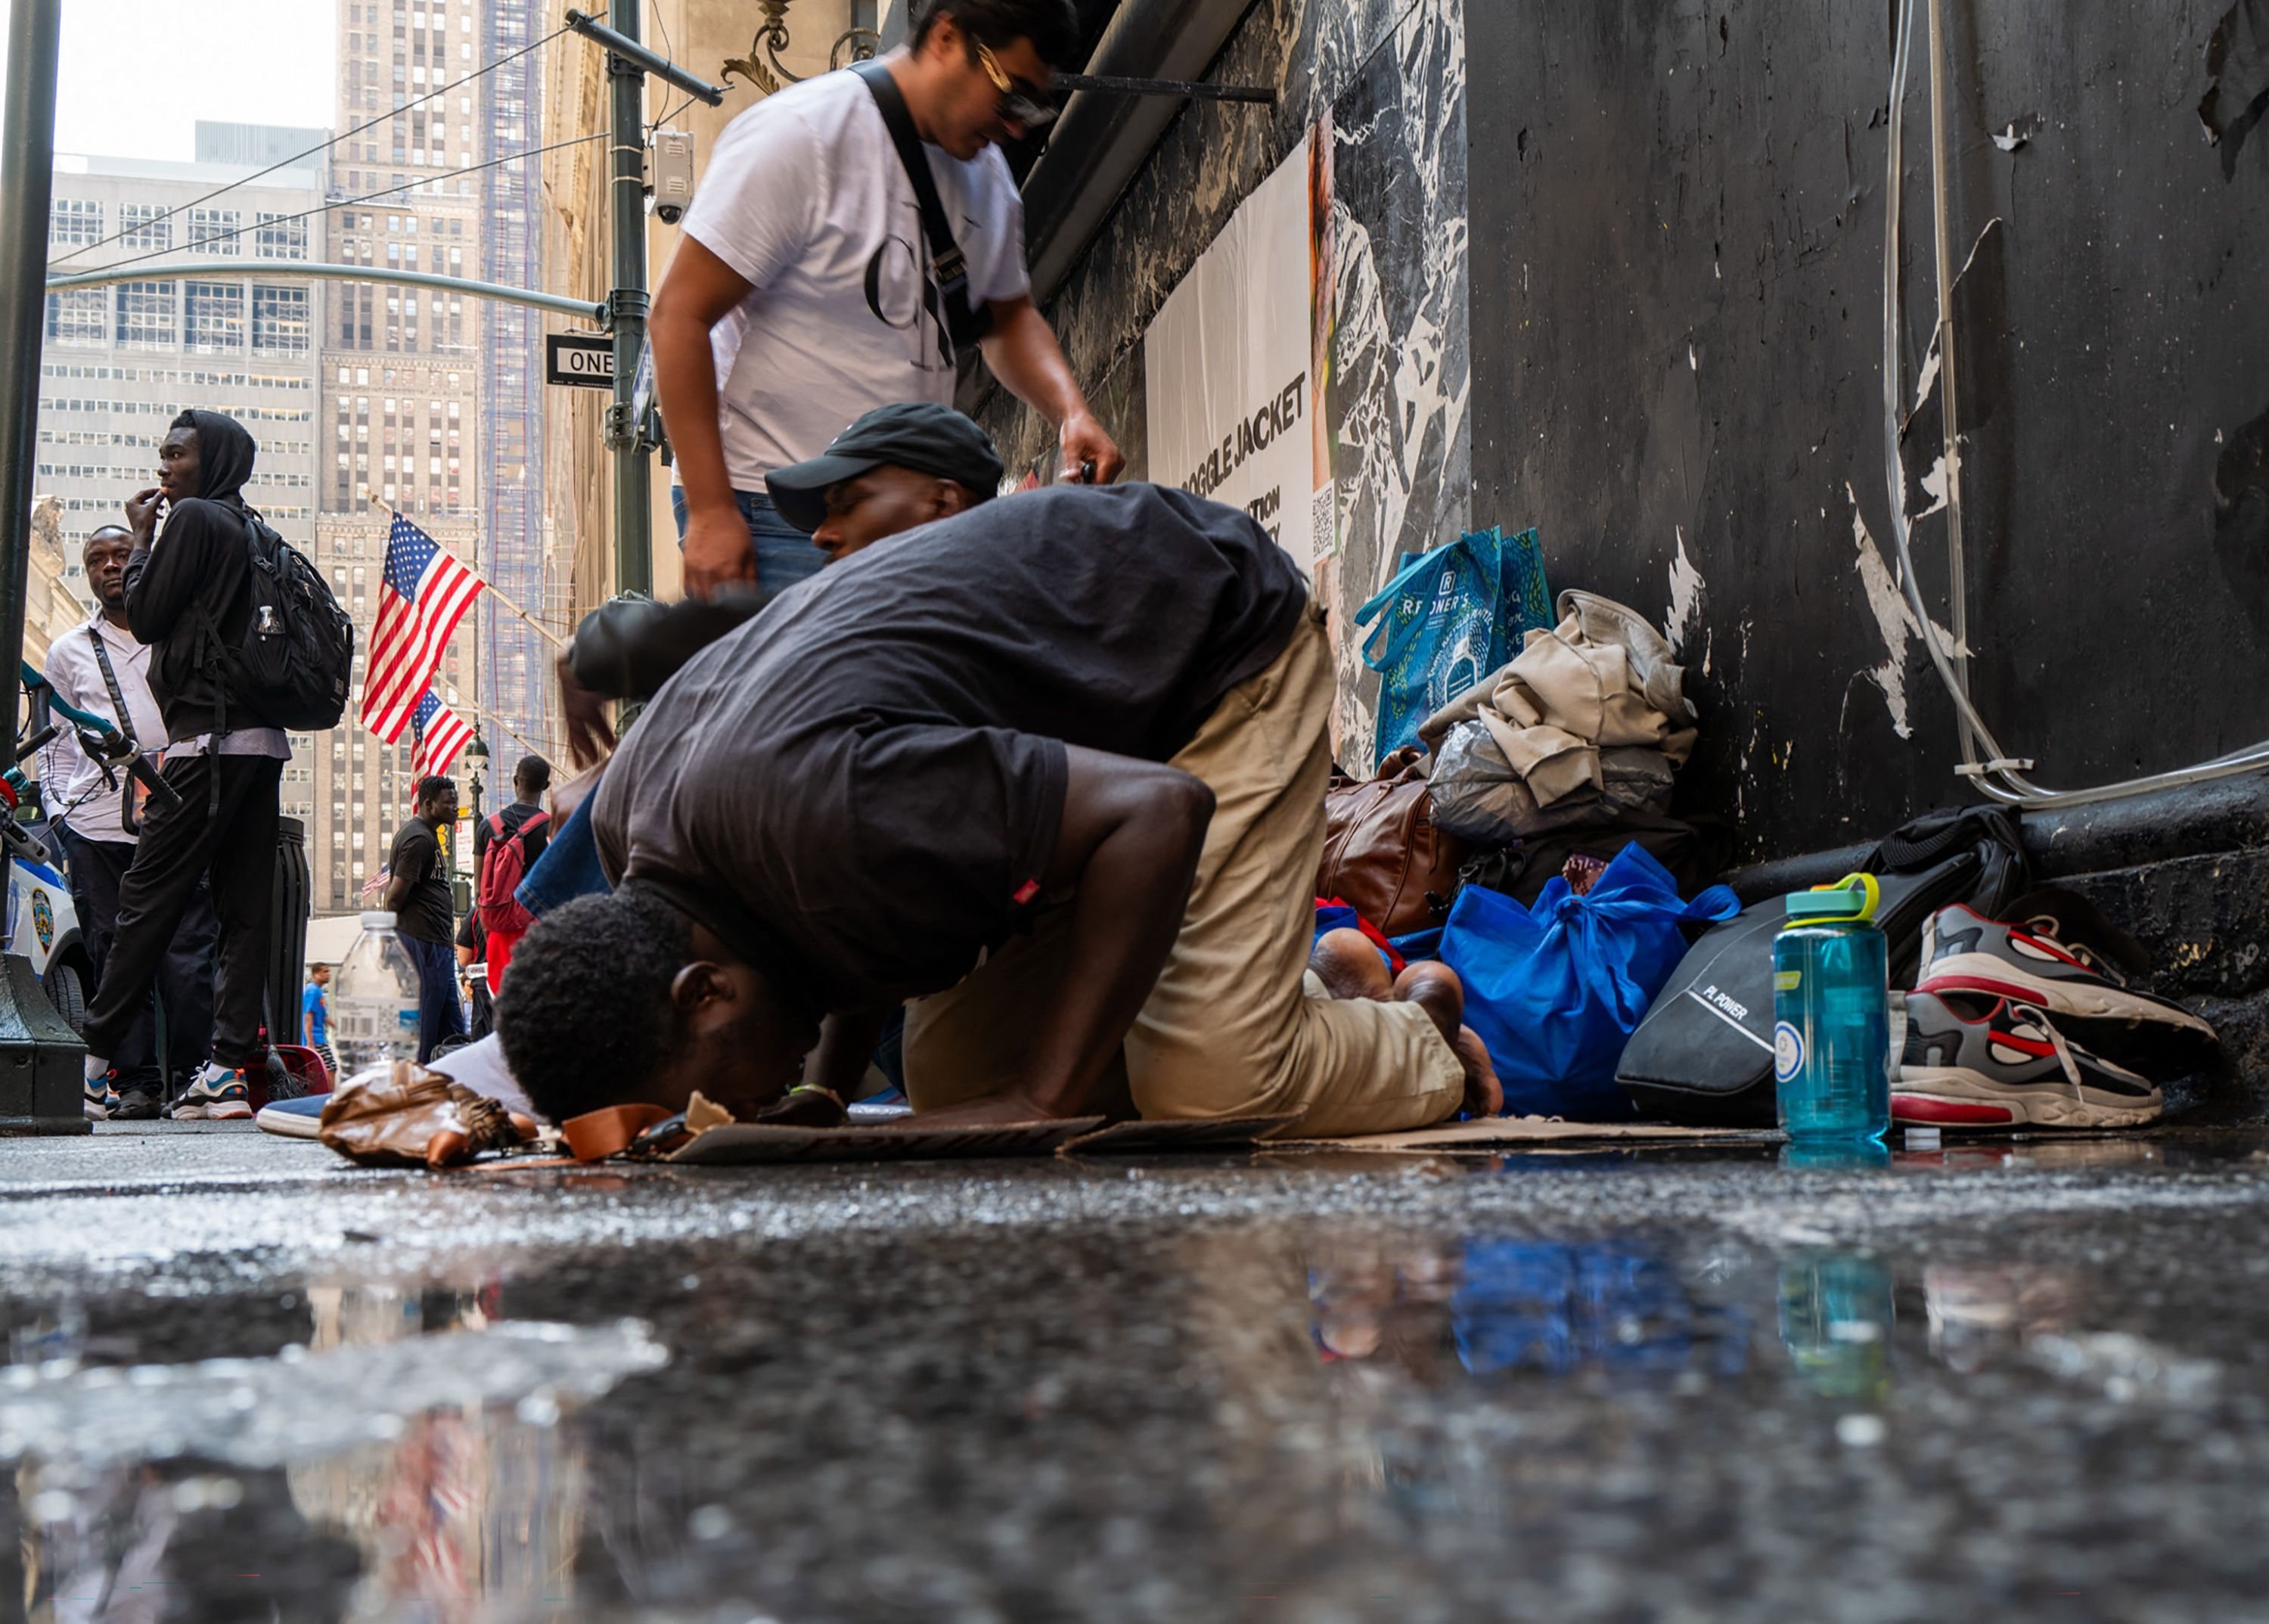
[765,402,1006,533]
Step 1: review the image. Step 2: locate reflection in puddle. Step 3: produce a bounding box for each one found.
[1777,1250,1893,1400]
[1,1182,2247,1622]
[5,1285,663,1622]
[1310,1237,1753,1384]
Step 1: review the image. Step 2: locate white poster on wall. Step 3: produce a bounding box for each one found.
[1144,131,1331,561]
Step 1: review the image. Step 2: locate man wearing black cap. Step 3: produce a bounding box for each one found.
[555,402,1007,756]
[765,400,1007,565]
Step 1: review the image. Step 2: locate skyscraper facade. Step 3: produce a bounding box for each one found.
[318,0,488,912]
[477,0,554,764]
[36,149,324,824]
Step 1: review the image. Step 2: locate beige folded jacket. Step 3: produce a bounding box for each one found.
[1418,589,1698,807]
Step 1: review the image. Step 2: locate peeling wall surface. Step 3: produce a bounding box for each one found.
[976,0,1472,759]
[1467,0,2269,861]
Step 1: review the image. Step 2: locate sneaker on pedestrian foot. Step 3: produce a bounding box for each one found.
[110,1085,163,1121]
[173,1062,253,1123]
[82,1054,114,1121]
[1892,992,2162,1130]
[1914,892,2215,1042]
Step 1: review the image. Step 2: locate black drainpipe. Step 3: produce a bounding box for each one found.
[1020,0,1262,305]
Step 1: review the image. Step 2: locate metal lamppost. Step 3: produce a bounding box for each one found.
[0,0,89,1135]
[466,734,490,834]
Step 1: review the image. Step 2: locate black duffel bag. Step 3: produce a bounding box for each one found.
[1613,807,2029,1126]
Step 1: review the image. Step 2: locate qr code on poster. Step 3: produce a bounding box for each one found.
[1311,483,1337,559]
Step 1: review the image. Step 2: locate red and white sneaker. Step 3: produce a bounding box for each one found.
[1892,992,2162,1129]
[1914,892,2215,1042]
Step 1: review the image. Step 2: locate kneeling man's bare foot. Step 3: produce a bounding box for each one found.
[1310,927,1395,1001]
[1392,961,1504,1118]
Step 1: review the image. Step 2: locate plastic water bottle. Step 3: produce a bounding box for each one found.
[331,910,421,1076]
[1773,875,1889,1143]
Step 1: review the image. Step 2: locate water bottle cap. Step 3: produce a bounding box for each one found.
[1783,873,1880,922]
[358,909,399,929]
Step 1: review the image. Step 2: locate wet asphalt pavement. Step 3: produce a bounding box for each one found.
[5,1124,2269,1622]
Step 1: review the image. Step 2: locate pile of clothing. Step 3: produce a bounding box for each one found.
[1317,587,1731,1120]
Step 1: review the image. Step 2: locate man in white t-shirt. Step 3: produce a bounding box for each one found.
[651,0,1122,600]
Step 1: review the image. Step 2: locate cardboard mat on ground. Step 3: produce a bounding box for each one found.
[1266,1116,1783,1154]
[666,1113,1305,1166]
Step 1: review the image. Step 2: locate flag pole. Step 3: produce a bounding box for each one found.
[366,496,570,651]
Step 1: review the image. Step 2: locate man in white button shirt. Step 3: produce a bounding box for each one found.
[651,0,1123,601]
[41,526,218,1120]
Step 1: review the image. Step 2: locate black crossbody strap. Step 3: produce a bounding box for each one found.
[855,61,964,278]
[854,61,992,346]
[87,623,135,741]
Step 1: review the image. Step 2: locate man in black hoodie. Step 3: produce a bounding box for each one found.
[79,409,288,1120]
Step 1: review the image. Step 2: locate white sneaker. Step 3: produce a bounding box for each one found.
[173,1062,252,1123]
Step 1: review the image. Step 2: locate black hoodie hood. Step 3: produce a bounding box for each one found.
[128,409,267,739]
[182,408,256,504]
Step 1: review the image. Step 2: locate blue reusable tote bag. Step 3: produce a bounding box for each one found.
[1439,843,1740,1120]
[1355,526,1550,762]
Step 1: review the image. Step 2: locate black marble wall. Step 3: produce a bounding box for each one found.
[1465,0,2269,862]
[973,0,1473,765]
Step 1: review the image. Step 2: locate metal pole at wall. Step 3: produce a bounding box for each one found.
[607,0,653,596]
[0,0,62,734]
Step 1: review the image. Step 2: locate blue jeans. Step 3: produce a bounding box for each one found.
[520,493,825,923]
[517,791,610,918]
[401,931,465,1063]
[669,486,827,598]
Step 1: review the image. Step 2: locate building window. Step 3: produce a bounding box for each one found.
[48,198,102,247]
[114,281,177,349]
[188,207,241,255]
[183,281,246,352]
[45,290,107,346]
[251,285,309,355]
[120,203,171,250]
[256,213,309,260]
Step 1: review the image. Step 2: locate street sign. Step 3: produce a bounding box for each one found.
[546,333,615,388]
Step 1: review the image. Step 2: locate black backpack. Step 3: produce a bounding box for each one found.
[209,507,356,733]
[1613,807,2029,1126]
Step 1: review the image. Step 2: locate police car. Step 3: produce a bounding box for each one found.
[5,846,92,1032]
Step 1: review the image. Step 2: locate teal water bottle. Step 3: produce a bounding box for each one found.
[1773,874,1889,1143]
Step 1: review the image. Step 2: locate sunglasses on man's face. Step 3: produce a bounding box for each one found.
[973,40,1059,129]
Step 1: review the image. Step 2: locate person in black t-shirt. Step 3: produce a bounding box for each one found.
[384,774,465,1061]
[498,483,1501,1135]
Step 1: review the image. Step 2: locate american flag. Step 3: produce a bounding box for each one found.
[409,687,473,779]
[361,511,483,742]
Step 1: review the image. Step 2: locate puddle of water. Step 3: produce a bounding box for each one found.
[0,1179,2255,1623]
[4,1287,663,1624]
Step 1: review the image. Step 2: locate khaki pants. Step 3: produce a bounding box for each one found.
[904,604,1465,1137]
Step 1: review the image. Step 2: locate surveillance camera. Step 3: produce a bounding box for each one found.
[650,129,695,225]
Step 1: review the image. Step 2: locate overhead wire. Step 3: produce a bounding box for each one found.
[46,23,576,271]
[70,132,609,279]
[1880,0,2269,809]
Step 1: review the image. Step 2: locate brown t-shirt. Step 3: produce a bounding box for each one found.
[593,483,1307,1016]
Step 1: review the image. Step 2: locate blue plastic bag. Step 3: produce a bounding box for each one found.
[1354,525,1551,763]
[1439,843,1739,1120]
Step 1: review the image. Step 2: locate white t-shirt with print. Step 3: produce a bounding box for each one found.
[677,67,1029,492]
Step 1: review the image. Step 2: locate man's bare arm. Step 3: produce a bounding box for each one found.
[650,238,760,598]
[980,295,1125,483]
[918,745,1212,1125]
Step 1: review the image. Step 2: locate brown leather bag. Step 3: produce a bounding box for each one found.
[1315,747,1467,937]
[318,1063,533,1169]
